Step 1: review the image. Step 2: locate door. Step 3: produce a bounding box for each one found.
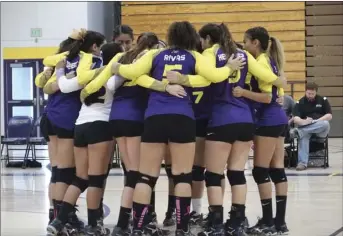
[3,60,44,137]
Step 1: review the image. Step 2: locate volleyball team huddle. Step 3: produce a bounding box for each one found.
[36,21,290,236]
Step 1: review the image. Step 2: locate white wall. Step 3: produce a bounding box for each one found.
[0,2,113,135]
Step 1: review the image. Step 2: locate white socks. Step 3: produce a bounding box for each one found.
[192,198,202,214]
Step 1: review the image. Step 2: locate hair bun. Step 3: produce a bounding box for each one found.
[69,28,87,41]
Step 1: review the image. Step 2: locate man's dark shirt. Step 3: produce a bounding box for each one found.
[293,95,332,120]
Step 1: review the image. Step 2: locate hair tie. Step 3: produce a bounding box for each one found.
[69,28,87,41]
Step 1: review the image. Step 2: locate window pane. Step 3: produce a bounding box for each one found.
[12,106,34,119]
[12,67,33,100]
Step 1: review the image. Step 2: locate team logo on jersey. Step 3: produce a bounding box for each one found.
[66,61,78,70]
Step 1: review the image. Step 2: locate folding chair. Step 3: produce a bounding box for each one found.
[0,116,33,165]
[295,135,329,169]
[307,136,329,168]
[22,115,48,168]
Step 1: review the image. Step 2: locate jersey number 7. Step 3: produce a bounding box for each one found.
[192,91,203,104]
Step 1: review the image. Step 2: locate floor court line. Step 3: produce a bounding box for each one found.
[329,227,343,236]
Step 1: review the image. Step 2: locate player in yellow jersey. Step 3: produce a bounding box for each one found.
[166,23,286,236]
[108,21,245,236]
[239,27,289,235]
[34,31,87,227]
[44,30,109,236]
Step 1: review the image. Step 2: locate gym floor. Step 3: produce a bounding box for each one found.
[1,138,342,236]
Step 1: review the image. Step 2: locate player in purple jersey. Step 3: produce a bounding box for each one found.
[110,21,244,236]
[240,27,289,235]
[166,23,286,236]
[44,30,106,236]
[111,33,161,236]
[197,23,252,236]
[35,35,80,224]
[188,33,225,228]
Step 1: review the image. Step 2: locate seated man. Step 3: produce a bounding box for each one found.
[291,82,332,171]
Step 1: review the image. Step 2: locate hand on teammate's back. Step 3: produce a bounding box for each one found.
[43,68,53,78]
[166,71,181,84]
[232,86,245,97]
[165,84,187,98]
[227,54,246,70]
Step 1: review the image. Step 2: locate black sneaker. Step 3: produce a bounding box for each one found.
[197,224,225,236]
[49,208,55,224]
[136,222,166,236]
[224,220,247,236]
[84,224,110,236]
[111,226,130,236]
[47,218,67,236]
[189,211,203,227]
[200,212,213,230]
[275,222,289,235]
[68,207,85,230]
[176,229,195,236]
[151,212,158,224]
[243,217,249,231]
[246,218,276,236]
[163,210,176,227]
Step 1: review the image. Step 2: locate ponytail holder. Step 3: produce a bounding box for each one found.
[69,28,87,41]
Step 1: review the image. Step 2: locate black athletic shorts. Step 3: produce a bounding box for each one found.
[110,120,144,138]
[196,119,209,138]
[141,114,196,144]
[255,124,288,138]
[206,123,255,144]
[74,121,112,147]
[40,113,56,141]
[51,125,74,139]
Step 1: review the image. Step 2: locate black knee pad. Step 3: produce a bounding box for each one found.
[252,166,270,185]
[88,175,107,188]
[221,174,225,180]
[205,171,223,187]
[269,168,287,184]
[226,170,246,186]
[50,166,58,184]
[137,172,158,189]
[165,165,172,179]
[71,176,89,193]
[125,170,140,188]
[192,165,205,181]
[173,172,192,186]
[57,167,75,185]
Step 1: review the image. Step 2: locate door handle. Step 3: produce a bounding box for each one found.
[39,96,44,106]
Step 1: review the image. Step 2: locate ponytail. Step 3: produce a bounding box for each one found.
[67,28,87,60]
[119,32,159,64]
[218,23,237,57]
[67,29,105,61]
[268,37,285,74]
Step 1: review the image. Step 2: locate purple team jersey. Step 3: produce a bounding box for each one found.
[145,48,197,119]
[47,55,103,130]
[109,82,149,122]
[192,85,212,120]
[250,57,288,127]
[208,48,253,127]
